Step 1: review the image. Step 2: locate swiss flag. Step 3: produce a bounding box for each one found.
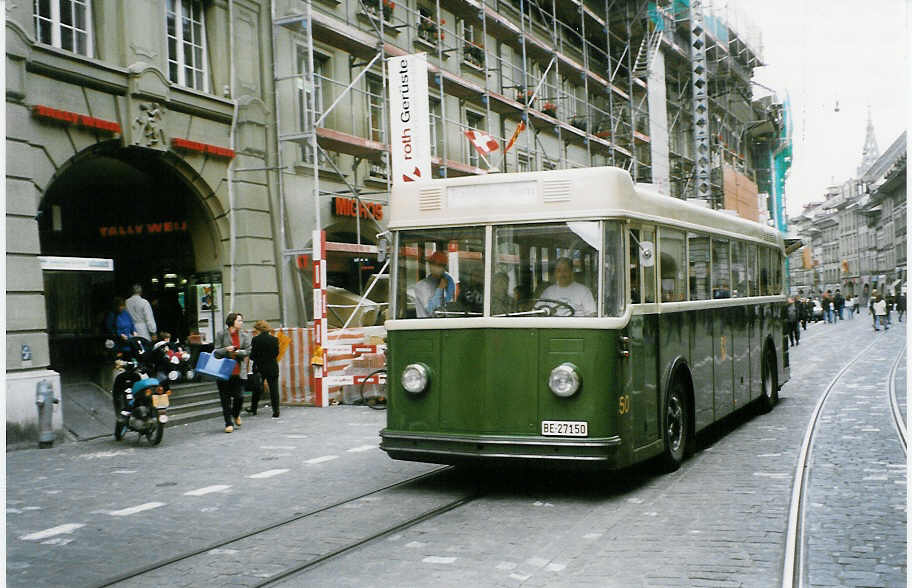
[464,130,499,155]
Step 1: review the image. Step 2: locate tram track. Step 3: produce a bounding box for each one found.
[92,465,482,587]
[781,333,906,588]
[887,346,907,453]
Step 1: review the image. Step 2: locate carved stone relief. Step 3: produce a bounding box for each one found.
[131,102,167,149]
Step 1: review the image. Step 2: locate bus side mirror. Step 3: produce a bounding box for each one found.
[639,242,655,268]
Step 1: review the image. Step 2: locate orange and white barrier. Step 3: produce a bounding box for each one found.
[275,327,314,405]
[323,326,386,404]
[273,325,386,406]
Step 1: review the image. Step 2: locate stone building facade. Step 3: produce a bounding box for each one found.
[789,130,906,300]
[5,0,281,442]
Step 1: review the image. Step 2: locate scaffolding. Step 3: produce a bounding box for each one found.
[270,0,768,323]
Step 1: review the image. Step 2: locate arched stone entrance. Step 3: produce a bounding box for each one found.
[38,141,224,378]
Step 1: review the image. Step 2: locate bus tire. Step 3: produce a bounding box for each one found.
[759,345,778,413]
[661,377,689,472]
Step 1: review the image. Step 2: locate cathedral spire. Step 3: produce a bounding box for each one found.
[857,106,879,176]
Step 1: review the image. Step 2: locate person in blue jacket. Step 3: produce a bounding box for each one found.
[412,251,455,318]
[105,297,137,351]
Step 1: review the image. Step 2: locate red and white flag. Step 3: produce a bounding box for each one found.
[464,130,499,155]
[503,121,526,153]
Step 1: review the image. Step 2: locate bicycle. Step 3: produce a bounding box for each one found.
[359,368,387,410]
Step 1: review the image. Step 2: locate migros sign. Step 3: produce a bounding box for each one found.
[332,197,383,221]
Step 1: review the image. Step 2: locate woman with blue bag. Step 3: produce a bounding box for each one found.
[214,312,251,433]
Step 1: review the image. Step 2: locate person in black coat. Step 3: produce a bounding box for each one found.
[249,320,280,418]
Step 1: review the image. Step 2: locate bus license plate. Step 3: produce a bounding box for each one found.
[541,421,588,437]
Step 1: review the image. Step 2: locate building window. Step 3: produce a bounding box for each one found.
[366,74,385,143]
[517,151,531,173]
[34,0,93,56]
[465,110,484,168]
[297,47,327,162]
[429,98,442,157]
[166,0,209,91]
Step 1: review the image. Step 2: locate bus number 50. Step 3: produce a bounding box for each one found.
[618,394,631,415]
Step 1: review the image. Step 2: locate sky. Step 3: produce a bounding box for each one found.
[721,0,909,216]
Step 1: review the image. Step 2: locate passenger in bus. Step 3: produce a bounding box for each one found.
[491,271,514,315]
[456,264,484,314]
[412,251,455,318]
[535,257,596,316]
[713,283,732,299]
[514,283,532,312]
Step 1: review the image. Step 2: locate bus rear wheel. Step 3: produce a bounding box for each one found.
[759,347,778,413]
[661,379,689,472]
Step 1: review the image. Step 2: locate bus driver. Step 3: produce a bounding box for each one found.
[536,257,596,316]
[412,251,455,318]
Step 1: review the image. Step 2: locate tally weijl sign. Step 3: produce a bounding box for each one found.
[387,53,431,184]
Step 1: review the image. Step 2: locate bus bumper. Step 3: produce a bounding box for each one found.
[380,430,623,465]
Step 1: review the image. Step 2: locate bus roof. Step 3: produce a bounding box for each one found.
[389,166,783,248]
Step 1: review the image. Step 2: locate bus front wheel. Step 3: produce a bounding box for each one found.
[661,379,689,472]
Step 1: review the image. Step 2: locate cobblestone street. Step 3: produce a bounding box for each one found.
[5,316,906,587]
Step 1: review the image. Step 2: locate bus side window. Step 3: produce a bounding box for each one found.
[711,239,731,299]
[748,244,759,296]
[642,227,656,303]
[659,228,686,302]
[759,247,771,295]
[604,221,625,316]
[688,233,711,300]
[629,229,641,304]
[731,241,747,297]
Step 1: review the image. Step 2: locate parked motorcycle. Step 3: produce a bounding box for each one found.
[111,339,171,445]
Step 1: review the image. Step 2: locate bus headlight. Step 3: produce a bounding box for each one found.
[548,363,580,398]
[401,363,430,394]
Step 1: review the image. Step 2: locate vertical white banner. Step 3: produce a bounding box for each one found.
[387,53,431,185]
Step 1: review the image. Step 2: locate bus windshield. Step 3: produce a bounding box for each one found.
[394,221,625,319]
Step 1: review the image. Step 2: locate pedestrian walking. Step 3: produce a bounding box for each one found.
[822,290,834,323]
[248,320,280,418]
[126,284,157,340]
[845,295,855,319]
[885,293,894,325]
[214,312,251,433]
[897,292,906,322]
[873,293,888,331]
[785,297,800,346]
[834,289,844,320]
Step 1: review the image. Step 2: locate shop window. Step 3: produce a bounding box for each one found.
[34,0,93,56]
[166,0,209,91]
[659,228,686,302]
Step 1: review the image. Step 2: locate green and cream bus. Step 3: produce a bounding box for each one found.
[380,166,788,470]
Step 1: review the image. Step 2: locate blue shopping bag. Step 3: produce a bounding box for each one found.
[195,351,237,381]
